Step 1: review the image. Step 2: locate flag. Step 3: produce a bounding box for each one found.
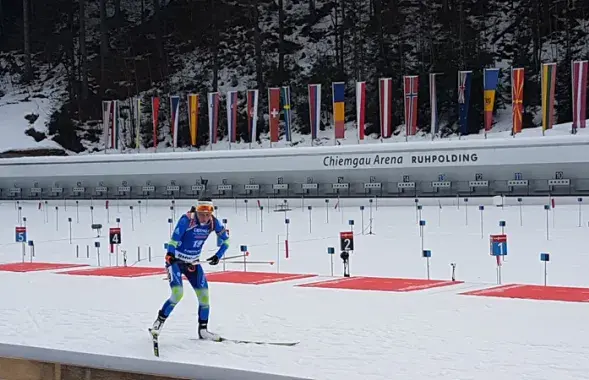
[133,97,141,149]
[379,78,392,138]
[458,70,472,135]
[151,97,160,148]
[226,91,238,143]
[308,84,321,140]
[102,100,111,150]
[169,95,180,148]
[483,68,500,132]
[268,87,281,143]
[572,60,588,132]
[208,92,220,146]
[541,63,557,133]
[247,89,259,143]
[403,75,419,137]
[356,81,366,141]
[429,73,438,137]
[511,68,524,135]
[332,82,345,139]
[110,100,120,150]
[188,94,199,146]
[281,86,292,142]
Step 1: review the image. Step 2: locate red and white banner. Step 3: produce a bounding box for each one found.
[268,88,281,144]
[379,78,392,138]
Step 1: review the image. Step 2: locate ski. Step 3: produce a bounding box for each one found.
[148,328,160,357]
[191,337,299,346]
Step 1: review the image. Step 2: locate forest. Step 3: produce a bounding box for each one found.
[1,0,588,152]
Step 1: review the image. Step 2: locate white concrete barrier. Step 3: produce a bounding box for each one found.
[0,343,311,380]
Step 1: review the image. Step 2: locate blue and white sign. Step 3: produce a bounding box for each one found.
[490,234,507,256]
[15,227,27,243]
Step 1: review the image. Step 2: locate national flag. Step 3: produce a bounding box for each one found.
[281,86,292,142]
[332,82,345,139]
[188,94,199,146]
[483,68,500,132]
[572,60,588,132]
[102,100,111,150]
[356,81,366,141]
[458,70,472,135]
[379,78,392,138]
[208,92,220,146]
[541,63,557,133]
[308,84,321,140]
[169,95,180,148]
[226,91,238,143]
[110,100,120,150]
[511,68,524,135]
[133,97,141,149]
[247,89,259,142]
[151,97,160,148]
[403,75,419,136]
[429,73,438,138]
[268,87,281,143]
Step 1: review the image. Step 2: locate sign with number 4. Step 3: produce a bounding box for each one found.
[109,228,122,245]
[340,231,354,251]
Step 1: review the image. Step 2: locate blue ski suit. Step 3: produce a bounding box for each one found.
[160,212,229,324]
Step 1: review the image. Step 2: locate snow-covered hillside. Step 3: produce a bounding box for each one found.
[0,0,587,155]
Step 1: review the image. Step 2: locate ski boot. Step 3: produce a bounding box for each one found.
[149,310,166,338]
[198,321,221,342]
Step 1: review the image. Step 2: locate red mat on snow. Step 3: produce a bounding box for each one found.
[0,262,88,273]
[298,276,463,292]
[60,266,165,278]
[461,284,589,303]
[207,271,316,285]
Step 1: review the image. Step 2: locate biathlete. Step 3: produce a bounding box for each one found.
[150,198,229,341]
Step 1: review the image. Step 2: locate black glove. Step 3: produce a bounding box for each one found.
[207,255,220,266]
[165,252,176,265]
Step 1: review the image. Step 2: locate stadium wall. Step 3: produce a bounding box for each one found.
[0,135,588,198]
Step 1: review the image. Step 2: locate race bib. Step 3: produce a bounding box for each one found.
[176,252,200,264]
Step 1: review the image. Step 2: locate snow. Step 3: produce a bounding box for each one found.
[0,57,68,154]
[1,196,589,379]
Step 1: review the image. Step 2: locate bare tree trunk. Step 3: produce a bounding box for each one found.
[278,0,284,83]
[141,0,145,24]
[100,0,108,97]
[79,0,88,101]
[308,0,315,17]
[251,0,263,90]
[23,0,32,82]
[115,0,122,19]
[211,0,219,91]
[0,0,4,39]
[339,0,345,76]
[67,0,76,103]
[153,0,166,83]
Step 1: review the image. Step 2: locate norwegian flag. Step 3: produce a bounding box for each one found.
[403,75,419,137]
[379,78,393,138]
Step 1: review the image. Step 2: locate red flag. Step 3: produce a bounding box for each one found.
[268,88,280,143]
[379,78,392,138]
[356,82,366,141]
[511,68,524,135]
[403,75,419,136]
[151,97,160,148]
